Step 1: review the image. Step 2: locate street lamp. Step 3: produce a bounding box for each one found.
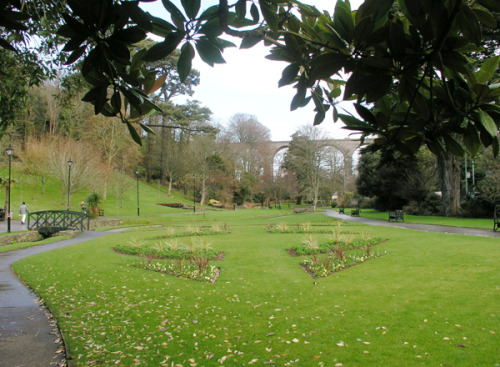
[135,168,140,216]
[232,178,236,211]
[67,158,72,211]
[6,145,13,233]
[192,174,196,213]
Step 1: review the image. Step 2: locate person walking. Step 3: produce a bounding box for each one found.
[19,202,29,224]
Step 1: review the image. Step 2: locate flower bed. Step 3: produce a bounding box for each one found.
[287,224,388,278]
[139,261,220,283]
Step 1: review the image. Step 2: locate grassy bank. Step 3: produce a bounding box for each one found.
[13,210,499,366]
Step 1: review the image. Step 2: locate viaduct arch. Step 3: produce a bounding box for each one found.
[264,138,374,188]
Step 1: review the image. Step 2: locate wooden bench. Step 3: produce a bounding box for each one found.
[494,205,500,232]
[388,209,404,222]
[339,207,344,214]
[351,208,360,217]
[99,209,104,216]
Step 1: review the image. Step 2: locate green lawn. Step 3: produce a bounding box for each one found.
[12,210,499,366]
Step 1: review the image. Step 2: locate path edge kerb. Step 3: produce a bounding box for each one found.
[325,209,500,238]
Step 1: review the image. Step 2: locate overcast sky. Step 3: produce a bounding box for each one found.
[140,0,363,141]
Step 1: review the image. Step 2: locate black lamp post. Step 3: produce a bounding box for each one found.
[6,145,13,233]
[67,158,72,211]
[233,178,236,210]
[135,168,140,216]
[192,174,196,213]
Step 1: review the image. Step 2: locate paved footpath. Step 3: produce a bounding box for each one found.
[325,209,500,238]
[0,221,120,367]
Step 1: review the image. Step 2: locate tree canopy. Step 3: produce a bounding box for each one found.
[1,0,499,154]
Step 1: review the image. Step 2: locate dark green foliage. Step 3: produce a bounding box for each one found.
[356,149,431,211]
[1,0,498,156]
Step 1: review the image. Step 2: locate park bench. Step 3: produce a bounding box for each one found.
[338,207,345,214]
[351,208,360,217]
[99,209,104,216]
[388,209,404,222]
[0,208,5,221]
[494,205,500,232]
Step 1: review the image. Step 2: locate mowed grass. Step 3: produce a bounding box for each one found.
[13,211,499,366]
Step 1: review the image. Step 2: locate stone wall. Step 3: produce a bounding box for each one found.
[0,219,123,246]
[0,231,40,246]
[89,218,123,230]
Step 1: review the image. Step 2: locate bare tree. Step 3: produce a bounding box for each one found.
[283,125,330,210]
[80,114,140,200]
[225,114,271,196]
[18,138,52,195]
[45,137,106,206]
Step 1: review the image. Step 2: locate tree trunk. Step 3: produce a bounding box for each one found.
[160,123,167,186]
[145,133,153,183]
[437,154,462,216]
[200,177,207,206]
[167,179,172,196]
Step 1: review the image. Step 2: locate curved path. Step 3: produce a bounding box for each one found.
[325,209,500,238]
[0,223,121,367]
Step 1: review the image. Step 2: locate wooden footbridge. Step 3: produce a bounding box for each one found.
[28,210,90,236]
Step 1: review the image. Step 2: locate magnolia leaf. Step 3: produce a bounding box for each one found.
[456,3,482,46]
[476,55,500,84]
[113,26,147,44]
[111,91,122,113]
[143,32,185,61]
[463,124,481,157]
[240,34,264,49]
[235,0,246,19]
[181,0,200,19]
[250,3,260,22]
[356,0,393,23]
[339,113,380,134]
[125,120,143,145]
[259,0,278,33]
[291,87,307,111]
[388,20,406,58]
[478,108,499,137]
[278,63,300,87]
[149,15,176,38]
[334,0,354,43]
[314,110,326,125]
[195,37,226,66]
[65,45,86,65]
[309,53,346,80]
[477,0,500,12]
[354,104,377,125]
[144,74,167,95]
[178,42,195,82]
[139,122,156,135]
[162,0,186,22]
[61,36,86,52]
[472,8,497,28]
[443,135,464,156]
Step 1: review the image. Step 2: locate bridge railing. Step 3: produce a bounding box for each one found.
[28,210,90,233]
